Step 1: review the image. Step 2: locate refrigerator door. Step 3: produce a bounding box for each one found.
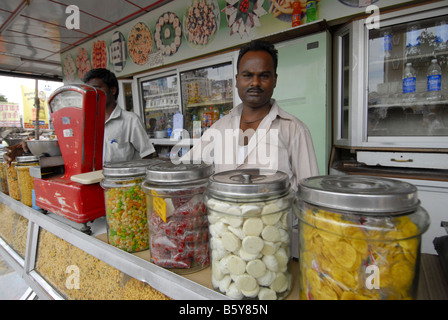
[180,62,234,138]
[139,73,180,139]
[367,17,448,140]
[274,32,332,175]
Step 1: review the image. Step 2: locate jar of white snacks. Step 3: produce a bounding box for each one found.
[205,169,293,300]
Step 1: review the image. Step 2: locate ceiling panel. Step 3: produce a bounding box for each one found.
[0,11,10,26]
[2,30,63,52]
[0,0,172,80]
[49,0,142,24]
[0,1,25,12]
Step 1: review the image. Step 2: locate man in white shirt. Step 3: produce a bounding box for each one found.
[83,68,156,163]
[181,40,318,191]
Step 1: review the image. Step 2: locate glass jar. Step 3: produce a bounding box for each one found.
[100,159,165,253]
[142,161,212,274]
[205,169,293,300]
[0,151,9,195]
[295,175,430,300]
[5,161,20,200]
[15,156,39,207]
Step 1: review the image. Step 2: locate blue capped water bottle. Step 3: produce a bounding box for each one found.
[402,62,416,103]
[427,59,442,101]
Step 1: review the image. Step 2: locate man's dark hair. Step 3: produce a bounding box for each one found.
[237,40,278,73]
[82,68,119,100]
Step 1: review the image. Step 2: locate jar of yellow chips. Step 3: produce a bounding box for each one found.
[5,161,20,200]
[16,155,39,207]
[295,175,430,300]
[0,150,9,195]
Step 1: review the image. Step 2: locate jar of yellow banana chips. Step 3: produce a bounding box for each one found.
[295,175,430,300]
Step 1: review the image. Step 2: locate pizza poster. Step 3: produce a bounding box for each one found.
[61,0,415,82]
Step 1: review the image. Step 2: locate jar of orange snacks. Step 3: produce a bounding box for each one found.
[295,175,430,300]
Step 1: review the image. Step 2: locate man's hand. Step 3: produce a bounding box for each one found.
[3,141,29,165]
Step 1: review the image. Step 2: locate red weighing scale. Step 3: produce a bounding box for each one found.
[33,84,106,226]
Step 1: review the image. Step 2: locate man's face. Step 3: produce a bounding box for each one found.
[236,50,277,109]
[86,78,116,108]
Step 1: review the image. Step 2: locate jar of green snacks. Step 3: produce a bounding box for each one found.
[100,158,167,252]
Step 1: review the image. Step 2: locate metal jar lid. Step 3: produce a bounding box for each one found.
[297,175,419,215]
[16,155,39,163]
[207,169,290,200]
[145,161,213,184]
[102,158,168,178]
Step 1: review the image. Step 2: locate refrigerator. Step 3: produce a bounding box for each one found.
[274,31,332,175]
[334,2,448,158]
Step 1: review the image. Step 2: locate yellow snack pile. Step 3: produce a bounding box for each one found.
[299,205,420,300]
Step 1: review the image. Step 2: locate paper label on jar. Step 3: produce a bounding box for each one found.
[151,190,167,222]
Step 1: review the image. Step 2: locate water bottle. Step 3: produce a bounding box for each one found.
[405,24,421,62]
[435,20,448,55]
[166,113,173,137]
[382,28,392,59]
[427,59,442,101]
[403,62,417,103]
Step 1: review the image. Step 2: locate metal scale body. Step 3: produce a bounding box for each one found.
[33,85,106,224]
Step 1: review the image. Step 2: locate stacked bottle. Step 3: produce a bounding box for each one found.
[306,0,317,23]
[426,59,442,101]
[402,62,417,103]
[405,24,421,63]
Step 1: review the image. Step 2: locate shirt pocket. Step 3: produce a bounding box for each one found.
[107,138,133,162]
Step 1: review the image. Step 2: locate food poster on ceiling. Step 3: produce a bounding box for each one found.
[61,0,415,83]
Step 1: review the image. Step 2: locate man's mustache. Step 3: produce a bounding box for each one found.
[247,87,263,93]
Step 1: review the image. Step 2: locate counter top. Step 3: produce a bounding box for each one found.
[1,191,447,300]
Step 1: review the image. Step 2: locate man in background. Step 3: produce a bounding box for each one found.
[83,68,156,163]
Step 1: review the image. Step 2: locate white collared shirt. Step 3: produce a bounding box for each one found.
[103,106,155,164]
[183,100,319,191]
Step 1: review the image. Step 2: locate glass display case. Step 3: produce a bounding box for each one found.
[139,72,180,139]
[334,2,448,152]
[181,62,233,138]
[134,52,237,148]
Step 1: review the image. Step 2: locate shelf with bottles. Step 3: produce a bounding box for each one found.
[369,58,446,109]
[368,17,448,66]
